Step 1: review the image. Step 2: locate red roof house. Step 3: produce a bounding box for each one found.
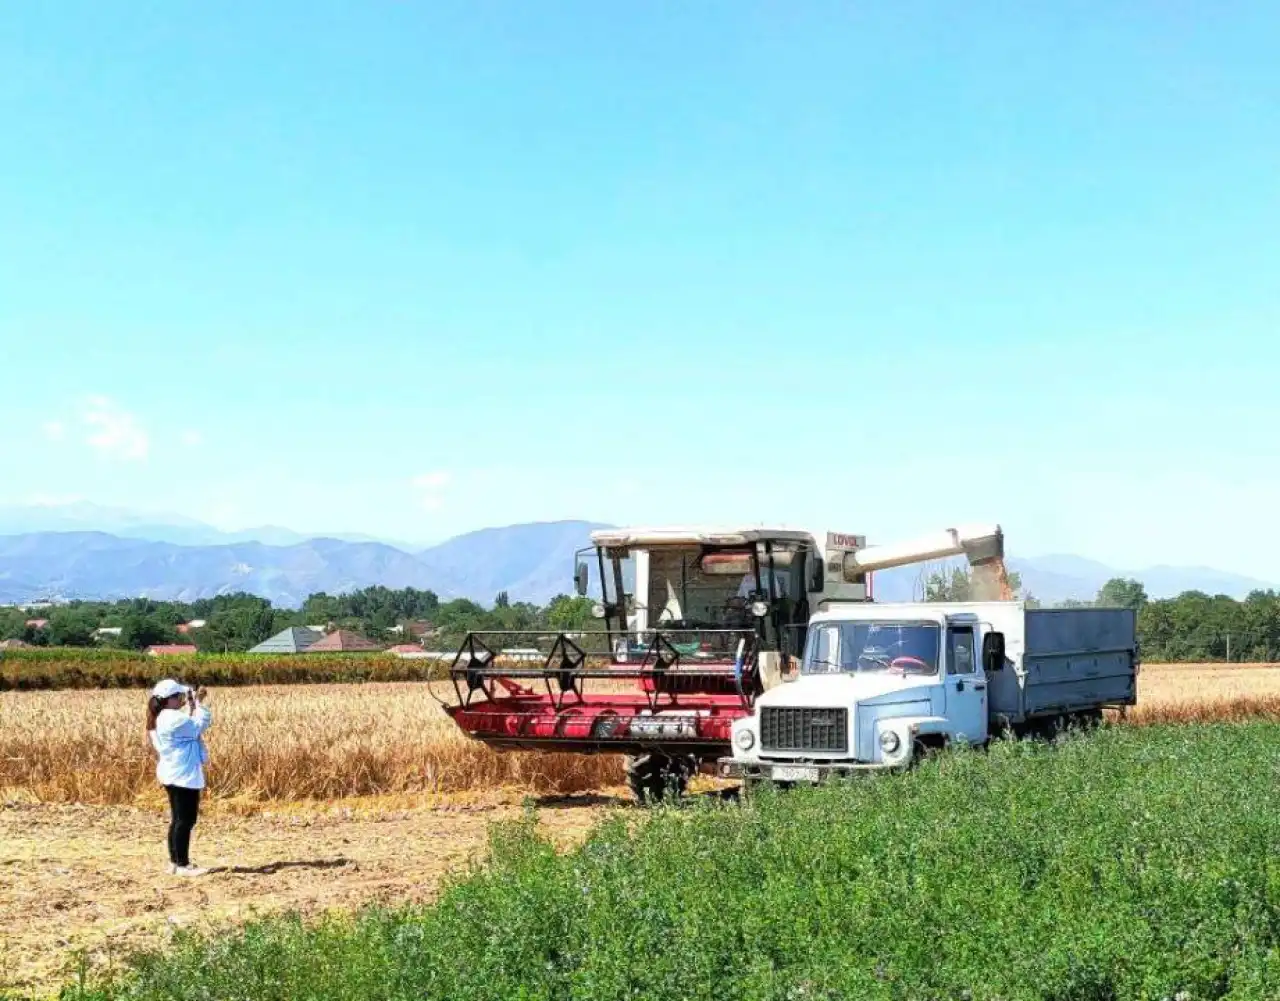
[146,644,199,656]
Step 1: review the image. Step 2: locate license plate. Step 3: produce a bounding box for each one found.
[770,764,820,783]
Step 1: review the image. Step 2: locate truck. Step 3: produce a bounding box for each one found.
[443,521,1014,802]
[722,600,1139,785]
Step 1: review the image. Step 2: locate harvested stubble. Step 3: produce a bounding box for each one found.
[0,682,622,804]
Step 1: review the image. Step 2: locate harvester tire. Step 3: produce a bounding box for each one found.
[625,753,691,805]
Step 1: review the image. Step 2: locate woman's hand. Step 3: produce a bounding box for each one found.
[193,686,209,705]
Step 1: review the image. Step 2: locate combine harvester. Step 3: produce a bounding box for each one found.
[443,523,1009,801]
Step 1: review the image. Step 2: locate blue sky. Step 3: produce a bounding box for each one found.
[2,3,1278,574]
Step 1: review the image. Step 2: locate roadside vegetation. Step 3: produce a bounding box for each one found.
[0,648,448,691]
[38,722,1280,1001]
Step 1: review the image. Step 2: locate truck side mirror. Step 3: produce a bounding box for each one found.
[982,631,1006,672]
[574,562,590,597]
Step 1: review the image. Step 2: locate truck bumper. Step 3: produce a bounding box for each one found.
[718,757,894,783]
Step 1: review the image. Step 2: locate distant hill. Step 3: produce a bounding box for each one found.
[416,521,613,604]
[0,502,417,549]
[0,521,610,607]
[0,517,1272,608]
[0,532,448,607]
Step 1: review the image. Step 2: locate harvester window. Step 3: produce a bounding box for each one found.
[737,566,790,600]
[647,546,753,629]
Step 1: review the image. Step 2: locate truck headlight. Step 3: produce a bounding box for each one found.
[735,729,756,751]
[591,603,606,619]
[750,600,769,618]
[879,729,901,754]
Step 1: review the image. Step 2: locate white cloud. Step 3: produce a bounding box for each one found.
[410,471,451,511]
[42,420,66,442]
[82,396,149,461]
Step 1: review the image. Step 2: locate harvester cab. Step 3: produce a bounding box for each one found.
[573,526,873,688]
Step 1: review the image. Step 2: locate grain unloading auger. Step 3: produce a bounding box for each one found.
[442,523,1007,802]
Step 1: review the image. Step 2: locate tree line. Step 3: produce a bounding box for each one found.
[7,575,1280,662]
[0,588,600,654]
[923,567,1280,662]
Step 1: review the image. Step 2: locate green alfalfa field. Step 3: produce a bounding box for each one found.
[33,720,1280,1001]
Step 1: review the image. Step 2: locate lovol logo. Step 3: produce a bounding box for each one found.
[808,713,838,728]
[826,532,865,550]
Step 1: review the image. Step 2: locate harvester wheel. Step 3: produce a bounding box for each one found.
[625,753,692,805]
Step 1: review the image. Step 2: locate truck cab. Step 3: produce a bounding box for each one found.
[724,603,1005,781]
[723,600,1138,784]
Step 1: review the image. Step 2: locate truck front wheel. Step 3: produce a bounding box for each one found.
[624,753,693,805]
[910,736,946,769]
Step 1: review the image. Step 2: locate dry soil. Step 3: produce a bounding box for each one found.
[0,793,618,996]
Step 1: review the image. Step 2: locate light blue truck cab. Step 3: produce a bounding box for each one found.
[722,601,1138,783]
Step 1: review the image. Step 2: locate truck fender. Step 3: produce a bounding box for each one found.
[875,715,955,764]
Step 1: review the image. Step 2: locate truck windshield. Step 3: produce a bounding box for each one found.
[803,621,941,676]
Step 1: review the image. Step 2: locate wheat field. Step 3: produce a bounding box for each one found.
[0,682,623,804]
[2,665,1278,805]
[1123,662,1280,724]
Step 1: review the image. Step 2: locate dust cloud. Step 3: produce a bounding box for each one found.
[971,557,1014,601]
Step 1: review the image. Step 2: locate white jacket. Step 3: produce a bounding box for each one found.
[151,705,212,790]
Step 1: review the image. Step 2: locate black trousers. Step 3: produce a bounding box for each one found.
[164,784,201,866]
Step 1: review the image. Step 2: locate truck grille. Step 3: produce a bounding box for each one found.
[760,707,848,753]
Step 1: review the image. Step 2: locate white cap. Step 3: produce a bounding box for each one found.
[151,678,188,700]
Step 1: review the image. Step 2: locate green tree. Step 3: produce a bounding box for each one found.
[921,566,1025,602]
[46,608,96,647]
[545,595,599,632]
[1096,577,1148,609]
[0,608,29,640]
[120,614,175,650]
[196,599,280,652]
[923,566,973,601]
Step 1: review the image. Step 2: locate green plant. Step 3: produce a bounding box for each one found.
[44,723,1280,1000]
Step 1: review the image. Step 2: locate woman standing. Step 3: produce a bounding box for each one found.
[146,678,213,876]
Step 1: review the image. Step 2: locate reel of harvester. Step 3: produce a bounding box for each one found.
[442,628,763,802]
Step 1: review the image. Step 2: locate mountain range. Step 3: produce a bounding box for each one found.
[0,521,609,608]
[0,504,1273,608]
[0,501,420,549]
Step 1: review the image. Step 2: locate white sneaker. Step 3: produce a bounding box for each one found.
[174,864,208,877]
[167,863,179,875]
